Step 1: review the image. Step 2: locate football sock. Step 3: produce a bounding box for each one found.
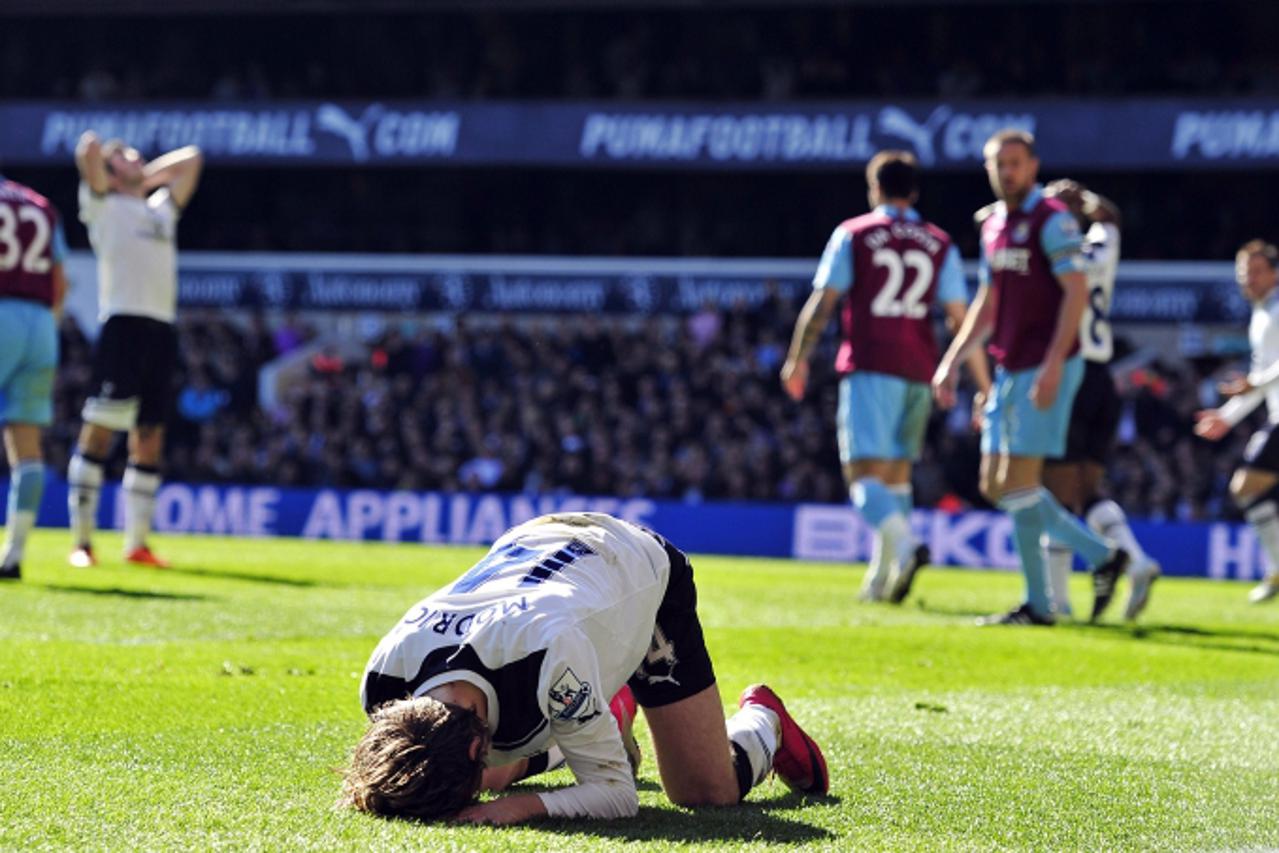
[123,464,161,551]
[851,477,897,528]
[887,483,913,519]
[1,461,44,568]
[727,703,780,798]
[852,478,915,564]
[1085,499,1150,570]
[863,532,891,597]
[1041,534,1073,616]
[1035,488,1112,568]
[1244,499,1279,579]
[1000,488,1052,618]
[67,452,105,548]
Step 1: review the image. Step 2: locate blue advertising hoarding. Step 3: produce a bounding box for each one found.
[63,251,1245,323]
[9,480,1271,584]
[4,98,1279,171]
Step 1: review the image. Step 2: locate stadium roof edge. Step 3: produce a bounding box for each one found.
[0,0,1181,16]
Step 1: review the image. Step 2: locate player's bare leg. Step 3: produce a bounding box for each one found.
[123,424,168,567]
[1232,467,1279,603]
[1,424,45,579]
[642,683,742,806]
[642,682,827,807]
[67,423,115,567]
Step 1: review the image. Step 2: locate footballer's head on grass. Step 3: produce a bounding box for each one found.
[342,694,489,821]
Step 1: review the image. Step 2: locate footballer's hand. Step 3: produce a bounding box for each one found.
[1029,359,1062,410]
[76,131,100,156]
[1218,374,1253,398]
[931,361,958,409]
[780,358,809,401]
[970,389,987,431]
[1194,409,1231,441]
[454,794,548,826]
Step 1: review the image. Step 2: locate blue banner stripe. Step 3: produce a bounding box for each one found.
[6,99,1279,171]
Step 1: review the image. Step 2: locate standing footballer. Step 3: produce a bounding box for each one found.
[781,150,989,604]
[67,132,202,568]
[932,129,1127,625]
[1038,179,1160,620]
[0,175,70,580]
[1195,240,1279,604]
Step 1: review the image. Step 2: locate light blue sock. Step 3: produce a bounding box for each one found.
[10,462,44,517]
[888,484,913,518]
[851,477,898,528]
[1035,488,1111,567]
[3,462,44,565]
[1000,489,1052,618]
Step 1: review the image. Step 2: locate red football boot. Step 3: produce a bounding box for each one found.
[125,545,171,569]
[739,684,829,795]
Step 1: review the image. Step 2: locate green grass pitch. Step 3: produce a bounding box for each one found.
[2,530,1278,851]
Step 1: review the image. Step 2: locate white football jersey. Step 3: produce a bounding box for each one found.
[78,182,179,324]
[1078,222,1120,364]
[1250,293,1279,423]
[361,512,670,818]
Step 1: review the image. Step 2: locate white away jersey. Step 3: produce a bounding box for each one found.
[78,182,179,324]
[361,512,671,818]
[1079,221,1120,364]
[1251,294,1279,423]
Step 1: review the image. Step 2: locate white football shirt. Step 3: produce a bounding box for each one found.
[1220,291,1279,427]
[78,182,179,324]
[1078,221,1120,364]
[361,512,671,819]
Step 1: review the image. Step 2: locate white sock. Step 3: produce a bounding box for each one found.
[67,454,104,548]
[863,531,891,596]
[881,513,915,567]
[1244,500,1279,579]
[727,704,780,788]
[1042,534,1073,615]
[1,510,33,567]
[1085,499,1150,571]
[123,466,161,551]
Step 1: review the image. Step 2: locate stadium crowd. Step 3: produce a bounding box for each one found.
[2,3,1275,102]
[38,304,1252,522]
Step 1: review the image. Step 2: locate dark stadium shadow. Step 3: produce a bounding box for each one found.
[1078,622,1279,657]
[160,565,319,587]
[542,796,838,844]
[37,583,207,601]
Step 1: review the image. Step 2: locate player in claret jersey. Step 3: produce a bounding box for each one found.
[346,512,828,824]
[781,150,989,604]
[933,129,1127,626]
[0,175,70,580]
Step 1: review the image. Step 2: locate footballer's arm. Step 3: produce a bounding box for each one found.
[780,288,840,401]
[943,299,992,398]
[75,132,109,194]
[933,283,995,409]
[143,145,204,209]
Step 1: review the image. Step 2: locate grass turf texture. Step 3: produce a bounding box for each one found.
[2,531,1278,851]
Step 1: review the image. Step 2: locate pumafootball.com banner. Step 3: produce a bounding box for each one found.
[4,98,1279,170]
